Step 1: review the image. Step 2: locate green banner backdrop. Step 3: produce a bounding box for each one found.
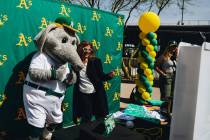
[0,0,124,135]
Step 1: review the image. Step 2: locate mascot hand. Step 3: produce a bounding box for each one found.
[66,72,73,81]
[55,65,67,81]
[63,70,77,86]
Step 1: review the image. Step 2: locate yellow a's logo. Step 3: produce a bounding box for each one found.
[0,14,8,27]
[77,23,86,34]
[113,92,120,101]
[114,67,121,76]
[91,39,100,50]
[104,54,112,64]
[91,11,101,21]
[116,42,123,51]
[0,94,7,107]
[59,4,71,17]
[117,16,123,26]
[0,53,8,66]
[104,82,111,91]
[39,17,53,29]
[105,27,114,37]
[62,102,69,112]
[15,107,26,120]
[16,33,32,47]
[17,0,32,10]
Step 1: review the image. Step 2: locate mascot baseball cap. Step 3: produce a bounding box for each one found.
[55,16,79,33]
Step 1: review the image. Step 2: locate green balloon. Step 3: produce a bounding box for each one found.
[141,50,149,58]
[149,62,155,69]
[147,86,153,93]
[151,39,158,46]
[146,55,153,64]
[140,74,147,82]
[154,45,158,52]
[134,91,148,104]
[147,32,155,40]
[136,98,146,105]
[144,80,151,88]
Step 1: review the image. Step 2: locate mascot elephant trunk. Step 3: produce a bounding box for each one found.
[47,44,84,72]
[63,47,84,71]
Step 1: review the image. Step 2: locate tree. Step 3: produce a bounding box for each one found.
[62,0,192,26]
[148,0,192,16]
[156,0,171,15]
[66,0,148,27]
[177,0,193,25]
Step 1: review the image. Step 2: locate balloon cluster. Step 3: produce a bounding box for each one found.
[135,12,160,104]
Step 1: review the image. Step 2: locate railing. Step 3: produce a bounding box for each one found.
[121,57,160,87]
[161,20,210,25]
[121,57,138,83]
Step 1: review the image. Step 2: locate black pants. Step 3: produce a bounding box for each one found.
[80,92,106,123]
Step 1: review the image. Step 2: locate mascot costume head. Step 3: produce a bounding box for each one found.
[23,17,84,140]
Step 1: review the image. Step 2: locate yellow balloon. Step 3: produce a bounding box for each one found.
[138,12,160,33]
[146,44,154,52]
[149,51,156,58]
[140,62,148,70]
[148,74,154,81]
[142,38,150,46]
[144,68,152,77]
[154,33,157,39]
[139,32,146,40]
[142,92,151,100]
[138,87,146,93]
[150,81,154,86]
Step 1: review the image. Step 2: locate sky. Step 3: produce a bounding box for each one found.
[127,0,210,25]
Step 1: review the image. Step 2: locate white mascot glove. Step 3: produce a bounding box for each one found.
[51,65,67,82]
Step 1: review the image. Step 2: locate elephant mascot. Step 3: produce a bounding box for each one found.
[23,17,84,140]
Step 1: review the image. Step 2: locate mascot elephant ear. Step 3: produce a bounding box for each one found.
[34,24,58,52]
[75,34,80,45]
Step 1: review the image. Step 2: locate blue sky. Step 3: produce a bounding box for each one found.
[127,0,210,25]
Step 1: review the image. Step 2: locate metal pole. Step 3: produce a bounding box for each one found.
[181,0,185,25]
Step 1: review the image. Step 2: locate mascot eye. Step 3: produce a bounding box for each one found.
[72,40,76,45]
[62,37,68,43]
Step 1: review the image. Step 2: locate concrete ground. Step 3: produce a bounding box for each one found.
[120,83,160,108]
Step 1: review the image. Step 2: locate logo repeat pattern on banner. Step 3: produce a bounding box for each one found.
[0,0,124,131]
